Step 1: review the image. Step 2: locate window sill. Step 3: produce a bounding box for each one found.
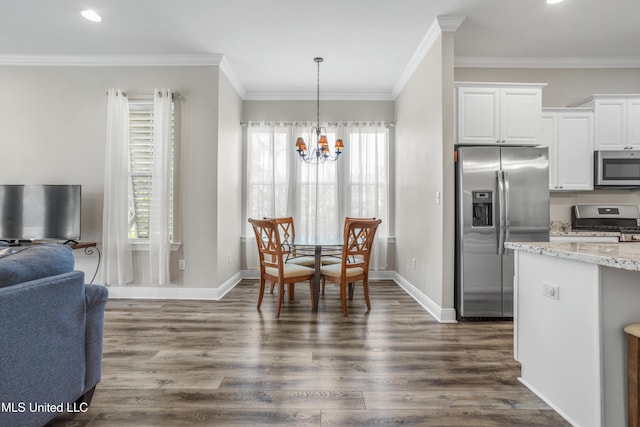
[129,241,183,252]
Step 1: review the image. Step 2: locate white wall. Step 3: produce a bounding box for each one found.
[0,65,239,291]
[455,67,640,221]
[394,30,456,321]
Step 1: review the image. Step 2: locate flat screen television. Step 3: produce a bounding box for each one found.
[0,184,81,243]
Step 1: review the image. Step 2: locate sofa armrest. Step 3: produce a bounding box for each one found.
[83,284,109,393]
[0,271,86,427]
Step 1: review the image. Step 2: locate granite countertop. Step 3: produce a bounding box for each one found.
[504,241,640,271]
[550,230,620,237]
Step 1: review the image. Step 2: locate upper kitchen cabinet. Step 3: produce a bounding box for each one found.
[540,109,594,191]
[572,95,640,150]
[456,82,546,146]
[592,96,640,150]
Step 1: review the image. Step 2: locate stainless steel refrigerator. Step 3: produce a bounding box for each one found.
[455,146,549,319]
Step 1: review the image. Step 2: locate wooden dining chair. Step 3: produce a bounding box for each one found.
[320,217,382,317]
[320,217,376,294]
[248,218,315,318]
[264,216,315,294]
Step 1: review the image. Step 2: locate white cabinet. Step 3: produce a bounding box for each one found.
[593,96,640,150]
[456,83,545,145]
[540,109,594,191]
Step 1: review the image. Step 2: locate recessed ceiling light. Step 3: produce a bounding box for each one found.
[81,9,102,22]
[546,0,564,4]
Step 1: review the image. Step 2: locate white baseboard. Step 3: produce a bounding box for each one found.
[107,270,457,324]
[392,272,457,323]
[107,272,243,300]
[517,377,575,427]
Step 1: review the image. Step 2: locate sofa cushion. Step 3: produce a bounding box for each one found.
[0,243,75,288]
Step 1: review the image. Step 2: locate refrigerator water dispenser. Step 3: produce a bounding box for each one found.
[472,191,493,227]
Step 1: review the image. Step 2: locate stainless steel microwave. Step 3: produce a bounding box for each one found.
[595,150,640,188]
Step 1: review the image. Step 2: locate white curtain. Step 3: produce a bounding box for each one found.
[245,122,293,268]
[148,89,172,285]
[343,122,389,270]
[245,121,389,270]
[102,89,134,285]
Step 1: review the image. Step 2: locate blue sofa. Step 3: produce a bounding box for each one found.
[0,243,108,427]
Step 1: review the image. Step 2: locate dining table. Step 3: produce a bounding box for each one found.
[285,240,342,311]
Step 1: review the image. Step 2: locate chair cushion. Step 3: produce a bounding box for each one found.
[321,256,342,265]
[320,263,364,278]
[286,256,316,267]
[625,323,640,338]
[266,263,314,279]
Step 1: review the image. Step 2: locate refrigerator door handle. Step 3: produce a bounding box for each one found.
[497,170,506,255]
[503,170,511,244]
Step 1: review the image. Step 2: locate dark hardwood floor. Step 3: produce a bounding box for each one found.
[51,280,569,426]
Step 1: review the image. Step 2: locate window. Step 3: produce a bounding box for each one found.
[245,122,389,269]
[128,99,175,240]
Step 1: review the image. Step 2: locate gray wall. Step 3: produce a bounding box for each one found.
[0,65,241,289]
[243,100,395,123]
[454,68,640,107]
[217,72,243,284]
[395,30,456,318]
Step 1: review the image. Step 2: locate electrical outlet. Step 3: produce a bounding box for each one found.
[227,253,231,264]
[542,282,559,300]
[178,259,186,271]
[411,258,416,269]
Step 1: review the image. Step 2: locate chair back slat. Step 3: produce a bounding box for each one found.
[342,217,382,269]
[249,218,284,271]
[264,216,296,256]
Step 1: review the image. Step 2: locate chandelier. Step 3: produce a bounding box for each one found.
[295,57,344,163]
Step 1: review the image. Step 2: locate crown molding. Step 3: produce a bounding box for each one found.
[0,52,250,99]
[219,56,246,99]
[437,16,466,32]
[392,15,465,99]
[243,92,395,101]
[455,56,640,69]
[0,53,224,66]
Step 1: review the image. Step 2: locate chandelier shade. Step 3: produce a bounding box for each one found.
[295,57,344,163]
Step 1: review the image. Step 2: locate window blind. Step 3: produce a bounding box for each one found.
[128,99,175,240]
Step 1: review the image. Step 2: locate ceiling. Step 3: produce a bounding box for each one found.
[1,0,639,100]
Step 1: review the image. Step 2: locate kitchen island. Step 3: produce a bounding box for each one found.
[505,241,640,427]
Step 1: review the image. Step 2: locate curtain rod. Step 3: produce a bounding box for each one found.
[105,91,181,100]
[241,121,394,128]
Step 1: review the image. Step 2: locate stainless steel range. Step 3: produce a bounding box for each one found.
[571,204,640,241]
